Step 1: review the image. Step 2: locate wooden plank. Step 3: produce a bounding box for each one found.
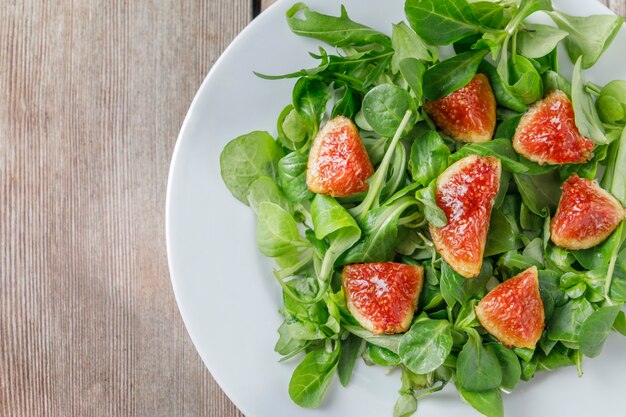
[0,1,248,416]
[605,0,626,16]
[262,0,625,15]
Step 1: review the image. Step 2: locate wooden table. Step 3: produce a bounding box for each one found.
[1,1,624,416]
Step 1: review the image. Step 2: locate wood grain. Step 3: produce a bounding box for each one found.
[0,1,624,417]
[0,1,249,416]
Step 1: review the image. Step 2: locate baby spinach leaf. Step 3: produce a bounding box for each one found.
[537,349,574,371]
[289,344,340,408]
[247,176,292,215]
[277,151,314,203]
[399,319,453,374]
[547,297,594,345]
[508,54,543,105]
[391,22,437,74]
[393,393,418,417]
[455,299,480,330]
[277,105,309,150]
[410,130,450,187]
[580,304,622,358]
[571,58,609,144]
[343,323,401,354]
[399,58,426,103]
[542,70,571,96]
[513,170,561,216]
[471,1,507,29]
[362,84,417,137]
[275,321,307,357]
[457,387,504,417]
[366,344,401,367]
[457,331,503,391]
[520,357,539,381]
[337,334,364,386]
[440,261,492,307]
[256,202,308,257]
[494,115,522,141]
[549,11,623,69]
[404,0,483,45]
[485,206,522,257]
[220,131,284,204]
[479,61,527,112]
[415,180,447,228]
[311,195,359,242]
[488,343,521,392]
[332,87,360,119]
[614,311,626,337]
[286,3,391,48]
[451,138,529,174]
[517,24,568,59]
[601,126,626,205]
[282,279,333,340]
[423,49,489,101]
[572,225,623,271]
[310,195,361,295]
[293,77,330,133]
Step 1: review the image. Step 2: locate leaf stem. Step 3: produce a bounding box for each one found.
[350,110,413,221]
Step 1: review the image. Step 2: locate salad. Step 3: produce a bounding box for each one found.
[218,1,626,416]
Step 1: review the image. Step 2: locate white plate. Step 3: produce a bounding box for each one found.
[166,1,626,416]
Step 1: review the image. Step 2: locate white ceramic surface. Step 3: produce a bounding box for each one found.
[166,1,626,416]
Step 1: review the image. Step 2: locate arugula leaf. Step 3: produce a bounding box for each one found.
[423,49,489,101]
[286,3,391,48]
[391,22,437,74]
[340,197,418,264]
